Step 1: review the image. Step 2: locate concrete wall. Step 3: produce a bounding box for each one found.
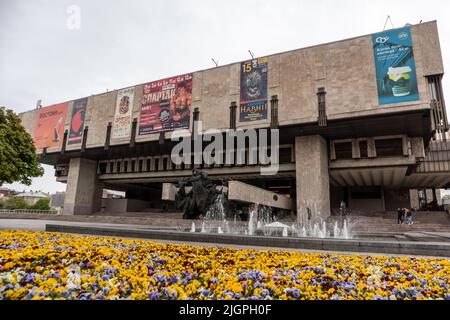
[19,21,443,153]
[384,189,411,211]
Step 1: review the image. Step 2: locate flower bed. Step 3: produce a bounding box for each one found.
[0,230,449,300]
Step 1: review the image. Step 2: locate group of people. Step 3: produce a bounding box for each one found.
[397,207,414,225]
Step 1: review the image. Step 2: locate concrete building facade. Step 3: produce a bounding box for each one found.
[18,21,450,219]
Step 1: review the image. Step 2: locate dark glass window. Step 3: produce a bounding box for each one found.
[317,88,327,127]
[147,159,152,171]
[351,187,382,199]
[335,142,353,160]
[98,163,107,175]
[375,138,403,157]
[279,147,292,164]
[359,141,368,158]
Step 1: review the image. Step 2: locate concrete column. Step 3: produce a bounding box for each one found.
[295,135,330,221]
[409,189,419,209]
[63,158,103,215]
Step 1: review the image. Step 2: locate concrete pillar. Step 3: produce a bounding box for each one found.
[409,189,419,209]
[295,135,330,221]
[63,158,103,215]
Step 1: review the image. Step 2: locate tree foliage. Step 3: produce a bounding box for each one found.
[4,197,29,210]
[0,107,44,185]
[31,198,51,210]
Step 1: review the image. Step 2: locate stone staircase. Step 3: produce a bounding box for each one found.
[340,211,450,234]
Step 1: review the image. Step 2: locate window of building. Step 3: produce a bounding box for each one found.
[375,138,403,157]
[230,102,237,129]
[271,95,279,129]
[98,163,107,175]
[334,142,353,160]
[279,147,292,164]
[317,88,327,127]
[359,141,368,158]
[426,74,448,135]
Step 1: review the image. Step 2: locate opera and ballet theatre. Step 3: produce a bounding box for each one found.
[19,21,450,220]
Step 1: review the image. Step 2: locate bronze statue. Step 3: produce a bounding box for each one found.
[175,169,222,219]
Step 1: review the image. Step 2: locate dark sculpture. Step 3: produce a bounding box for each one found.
[175,169,288,221]
[175,169,225,219]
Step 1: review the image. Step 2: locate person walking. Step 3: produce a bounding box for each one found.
[397,208,405,224]
[405,208,414,225]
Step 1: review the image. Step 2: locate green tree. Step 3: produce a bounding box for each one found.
[0,107,44,185]
[4,197,29,209]
[31,198,51,210]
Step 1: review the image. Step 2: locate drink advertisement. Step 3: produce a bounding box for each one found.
[139,73,192,135]
[33,102,68,149]
[68,97,88,145]
[240,57,268,122]
[372,27,419,105]
[112,86,135,140]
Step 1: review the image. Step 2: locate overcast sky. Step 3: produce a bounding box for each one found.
[1,0,449,194]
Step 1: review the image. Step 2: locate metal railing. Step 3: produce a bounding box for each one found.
[0,209,59,215]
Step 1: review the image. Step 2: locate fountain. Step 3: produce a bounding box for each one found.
[172,170,353,239]
[201,222,206,233]
[342,220,350,239]
[248,210,255,236]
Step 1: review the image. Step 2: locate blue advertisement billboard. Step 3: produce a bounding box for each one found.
[240,57,268,122]
[372,27,419,105]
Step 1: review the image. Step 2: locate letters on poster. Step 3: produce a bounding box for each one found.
[68,98,88,145]
[240,58,268,122]
[139,74,192,135]
[33,103,68,149]
[372,27,419,105]
[112,87,135,140]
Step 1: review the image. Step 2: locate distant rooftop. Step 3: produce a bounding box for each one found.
[16,191,50,198]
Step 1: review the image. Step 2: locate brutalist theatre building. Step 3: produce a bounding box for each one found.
[19,21,450,218]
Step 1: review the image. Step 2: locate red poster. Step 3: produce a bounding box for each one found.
[139,73,192,135]
[33,102,68,149]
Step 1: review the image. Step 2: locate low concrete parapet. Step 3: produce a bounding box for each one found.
[45,224,450,257]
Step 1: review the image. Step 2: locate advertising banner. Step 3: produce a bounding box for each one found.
[33,102,68,149]
[240,57,268,122]
[139,73,192,135]
[68,97,88,145]
[372,27,419,105]
[112,86,135,140]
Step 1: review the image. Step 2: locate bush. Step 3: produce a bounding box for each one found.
[4,197,29,210]
[0,199,4,209]
[31,198,51,211]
